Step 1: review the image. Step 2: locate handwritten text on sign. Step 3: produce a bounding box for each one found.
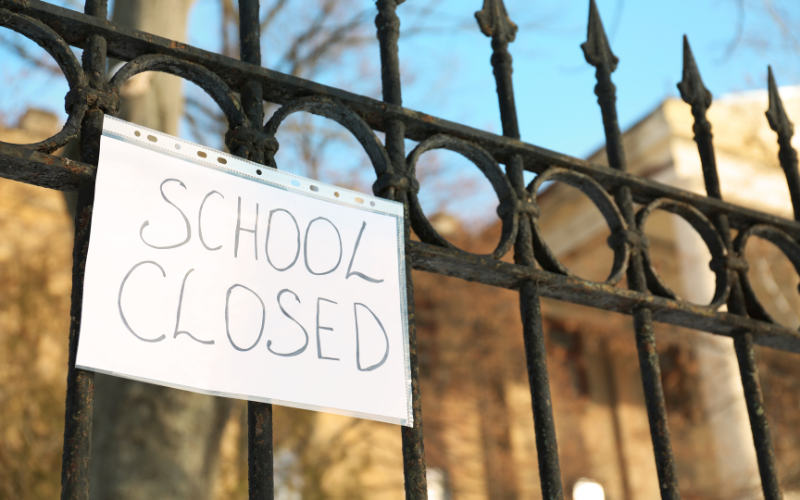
[76,118,411,426]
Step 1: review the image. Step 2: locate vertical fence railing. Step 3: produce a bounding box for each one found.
[235,1,275,498]
[762,69,800,498]
[581,2,681,498]
[678,37,782,500]
[60,1,107,498]
[477,1,565,498]
[374,2,429,498]
[1,0,798,499]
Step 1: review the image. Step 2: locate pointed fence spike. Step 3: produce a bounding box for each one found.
[475,0,518,43]
[581,0,619,72]
[678,35,712,109]
[766,65,800,221]
[766,66,794,137]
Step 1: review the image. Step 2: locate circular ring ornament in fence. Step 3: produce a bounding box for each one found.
[733,224,800,324]
[110,54,248,130]
[0,9,87,153]
[405,134,518,260]
[263,96,392,178]
[527,167,629,285]
[636,198,730,309]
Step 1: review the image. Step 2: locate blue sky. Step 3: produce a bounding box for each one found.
[394,0,800,159]
[1,0,798,220]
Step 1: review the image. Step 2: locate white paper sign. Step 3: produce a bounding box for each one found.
[76,116,412,426]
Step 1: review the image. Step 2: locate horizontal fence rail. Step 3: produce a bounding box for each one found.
[1,0,798,499]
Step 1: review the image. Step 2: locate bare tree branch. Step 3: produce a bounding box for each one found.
[0,34,63,76]
[261,0,291,35]
[717,0,745,63]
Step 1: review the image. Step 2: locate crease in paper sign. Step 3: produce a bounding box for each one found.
[76,116,412,427]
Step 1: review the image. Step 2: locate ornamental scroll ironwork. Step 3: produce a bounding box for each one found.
[2,1,800,500]
[0,9,91,152]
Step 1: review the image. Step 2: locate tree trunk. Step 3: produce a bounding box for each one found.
[110,0,195,134]
[89,2,234,499]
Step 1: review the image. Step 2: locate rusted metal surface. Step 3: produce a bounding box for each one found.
[400,224,427,500]
[406,134,518,260]
[232,2,276,498]
[264,95,391,176]
[583,2,681,497]
[406,240,800,348]
[61,183,95,500]
[109,54,244,127]
[631,306,680,500]
[530,167,629,285]
[478,1,564,498]
[375,2,428,499]
[59,3,106,498]
[735,224,800,323]
[679,37,783,500]
[0,142,95,190]
[767,68,800,222]
[1,0,799,498]
[735,332,782,500]
[247,401,274,500]
[636,198,730,308]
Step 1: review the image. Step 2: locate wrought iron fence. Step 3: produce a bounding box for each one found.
[0,0,798,499]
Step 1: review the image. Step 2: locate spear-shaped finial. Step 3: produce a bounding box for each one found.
[677,35,712,109]
[766,66,794,138]
[475,0,517,44]
[765,66,800,220]
[678,36,723,199]
[581,0,618,72]
[581,0,626,171]
[476,0,520,139]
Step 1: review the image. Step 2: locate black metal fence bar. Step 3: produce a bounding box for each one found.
[406,240,800,347]
[3,0,800,238]
[59,0,107,498]
[583,3,681,497]
[768,67,800,223]
[478,2,564,498]
[678,37,782,500]
[374,2,429,499]
[735,333,782,500]
[0,141,95,189]
[234,1,275,498]
[2,0,800,499]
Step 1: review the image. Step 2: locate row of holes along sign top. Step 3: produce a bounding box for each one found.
[130,127,377,206]
[2,0,800,500]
